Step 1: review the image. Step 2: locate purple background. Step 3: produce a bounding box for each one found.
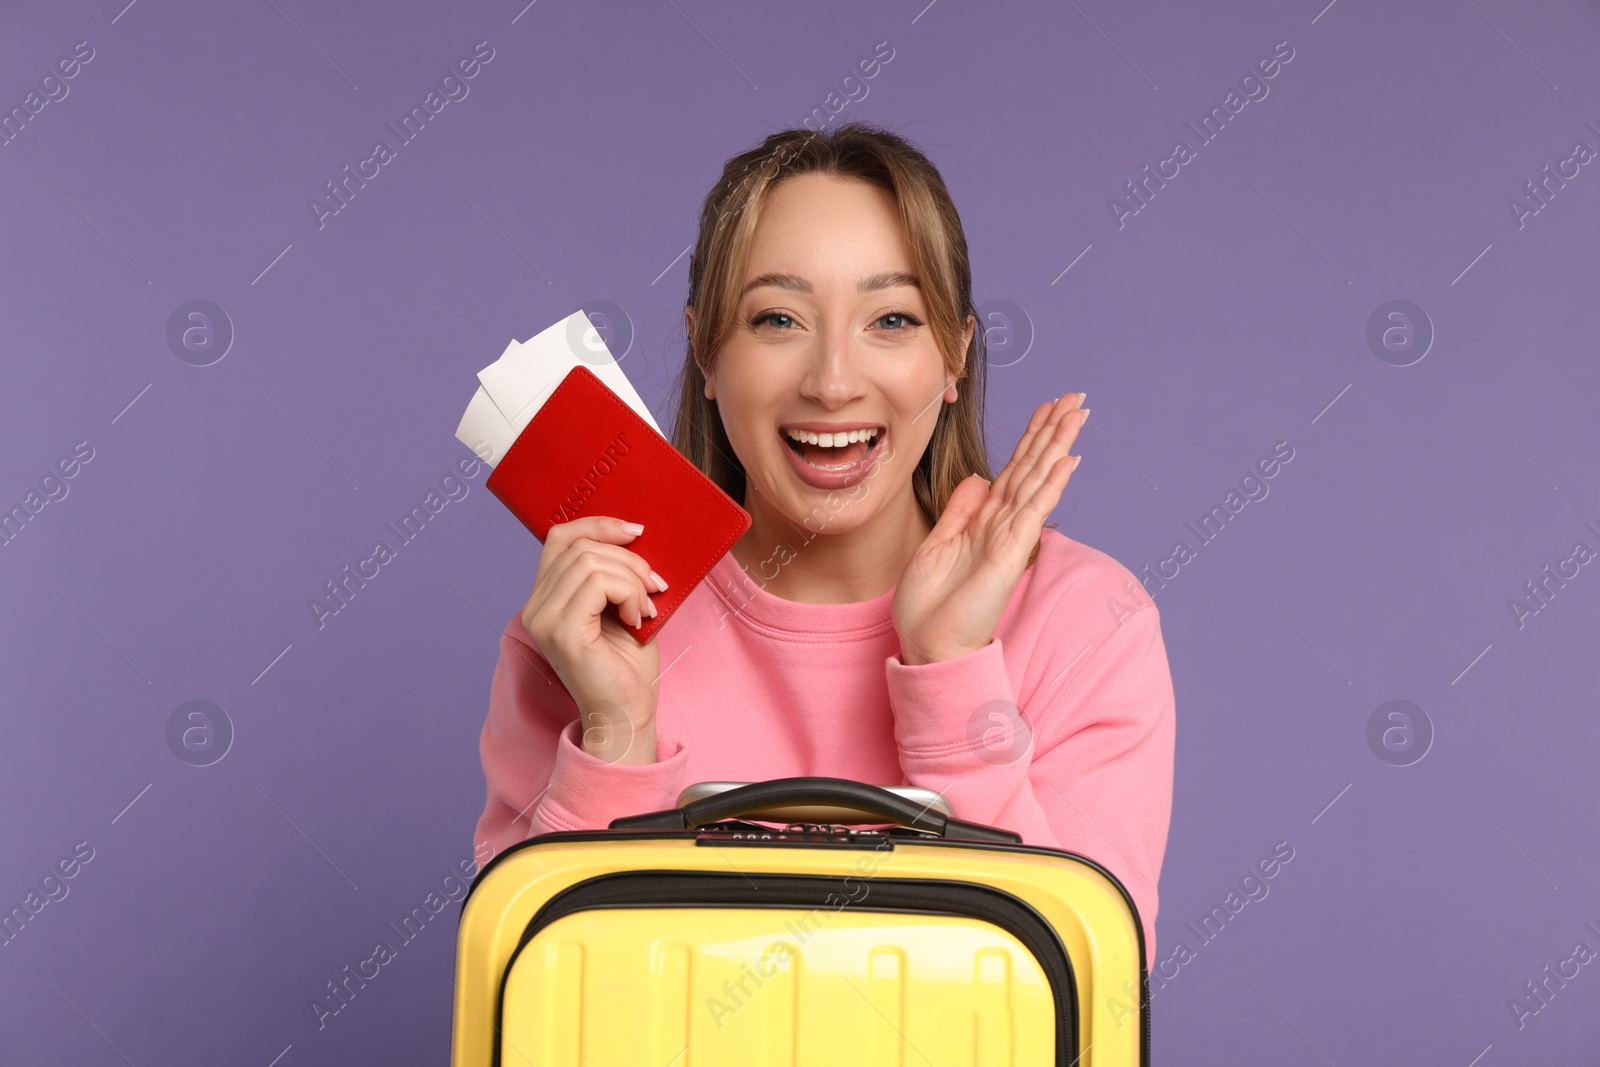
[3,0,1598,1063]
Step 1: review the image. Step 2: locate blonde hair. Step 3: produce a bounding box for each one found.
[669,122,1048,570]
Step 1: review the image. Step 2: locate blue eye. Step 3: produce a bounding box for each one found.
[748,310,925,331]
[877,310,924,331]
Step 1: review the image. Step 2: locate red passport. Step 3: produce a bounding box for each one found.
[484,364,751,644]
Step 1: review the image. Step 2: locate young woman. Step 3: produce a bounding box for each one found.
[473,123,1175,955]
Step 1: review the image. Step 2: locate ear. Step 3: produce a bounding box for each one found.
[945,313,974,403]
[686,306,715,400]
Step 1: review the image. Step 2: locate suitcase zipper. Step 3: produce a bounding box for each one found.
[492,870,1079,1066]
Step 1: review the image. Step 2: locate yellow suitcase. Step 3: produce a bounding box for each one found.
[450,778,1148,1066]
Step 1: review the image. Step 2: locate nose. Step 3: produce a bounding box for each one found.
[798,319,865,410]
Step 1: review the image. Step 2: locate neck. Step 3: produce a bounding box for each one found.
[730,481,931,604]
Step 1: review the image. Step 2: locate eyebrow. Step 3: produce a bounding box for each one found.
[739,270,921,299]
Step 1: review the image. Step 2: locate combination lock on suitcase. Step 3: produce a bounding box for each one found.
[450,777,1149,1065]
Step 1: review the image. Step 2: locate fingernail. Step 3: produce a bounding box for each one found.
[1072,455,1083,470]
[646,599,658,618]
[620,521,645,536]
[650,570,669,591]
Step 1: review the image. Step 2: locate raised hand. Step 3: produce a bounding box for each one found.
[891,393,1089,666]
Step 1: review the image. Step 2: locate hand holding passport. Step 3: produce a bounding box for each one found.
[456,310,751,644]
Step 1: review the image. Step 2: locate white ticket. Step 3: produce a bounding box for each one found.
[455,308,661,467]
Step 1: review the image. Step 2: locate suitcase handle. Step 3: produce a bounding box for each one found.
[608,776,1022,843]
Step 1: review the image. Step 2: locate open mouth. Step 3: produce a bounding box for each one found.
[781,426,885,471]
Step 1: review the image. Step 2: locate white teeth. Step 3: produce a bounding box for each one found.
[784,427,880,447]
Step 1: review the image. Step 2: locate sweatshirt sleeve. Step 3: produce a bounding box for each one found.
[884,598,1175,960]
[472,614,691,862]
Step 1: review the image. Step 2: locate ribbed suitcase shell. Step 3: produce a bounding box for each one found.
[451,823,1148,1066]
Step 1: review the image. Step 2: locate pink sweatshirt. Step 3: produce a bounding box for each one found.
[473,527,1176,957]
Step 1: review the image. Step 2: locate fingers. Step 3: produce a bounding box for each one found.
[545,553,658,632]
[1004,391,1081,492]
[1013,453,1077,528]
[546,514,647,554]
[1012,415,1087,522]
[541,518,664,598]
[923,472,991,544]
[544,538,664,597]
[526,557,650,641]
[990,394,1085,503]
[534,517,664,637]
[1013,403,1087,503]
[986,399,1055,502]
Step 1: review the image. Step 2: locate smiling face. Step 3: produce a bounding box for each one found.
[691,172,973,554]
